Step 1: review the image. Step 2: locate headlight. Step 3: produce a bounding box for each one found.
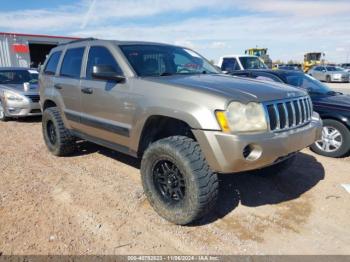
[333,74,341,78]
[216,102,268,133]
[4,91,24,102]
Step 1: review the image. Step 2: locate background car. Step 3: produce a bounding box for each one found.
[0,67,41,121]
[340,63,350,72]
[231,69,350,158]
[308,65,349,83]
[278,64,302,71]
[217,55,268,72]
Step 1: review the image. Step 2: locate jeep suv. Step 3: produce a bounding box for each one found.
[39,39,322,225]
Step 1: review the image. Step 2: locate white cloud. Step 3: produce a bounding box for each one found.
[0,0,349,62]
[209,42,227,49]
[239,0,350,16]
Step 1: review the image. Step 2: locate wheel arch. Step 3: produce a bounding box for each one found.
[42,99,57,111]
[320,114,350,129]
[135,115,197,157]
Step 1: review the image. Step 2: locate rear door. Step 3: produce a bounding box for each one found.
[55,46,85,130]
[80,45,132,149]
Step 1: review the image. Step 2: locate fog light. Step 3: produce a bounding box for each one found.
[243,144,262,161]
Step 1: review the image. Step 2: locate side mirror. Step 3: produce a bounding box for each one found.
[92,65,125,83]
[23,82,30,92]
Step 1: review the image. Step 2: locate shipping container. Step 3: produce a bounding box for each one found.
[0,32,78,68]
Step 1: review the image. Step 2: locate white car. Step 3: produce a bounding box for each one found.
[340,63,350,73]
[217,55,268,73]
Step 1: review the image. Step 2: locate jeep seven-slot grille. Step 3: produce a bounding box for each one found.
[25,95,40,103]
[264,96,312,132]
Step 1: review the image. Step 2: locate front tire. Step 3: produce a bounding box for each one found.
[0,99,9,122]
[326,75,331,83]
[311,119,350,158]
[141,136,218,225]
[42,107,76,156]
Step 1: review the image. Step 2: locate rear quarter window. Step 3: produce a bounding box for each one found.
[221,58,240,72]
[44,51,62,75]
[60,47,85,78]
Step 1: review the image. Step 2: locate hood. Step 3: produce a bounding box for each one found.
[0,83,39,95]
[328,71,349,76]
[313,94,350,110]
[145,74,307,102]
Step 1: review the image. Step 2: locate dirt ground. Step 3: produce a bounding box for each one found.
[0,116,349,255]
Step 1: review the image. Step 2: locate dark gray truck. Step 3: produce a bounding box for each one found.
[39,39,322,225]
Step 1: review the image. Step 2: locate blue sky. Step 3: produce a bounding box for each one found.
[0,0,349,63]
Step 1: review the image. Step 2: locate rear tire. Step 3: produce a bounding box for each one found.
[42,107,76,156]
[311,119,350,158]
[0,99,9,122]
[141,136,218,225]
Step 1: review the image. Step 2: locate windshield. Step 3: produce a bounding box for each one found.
[239,57,267,69]
[306,53,321,61]
[0,70,38,84]
[326,66,343,72]
[119,45,219,77]
[284,73,333,95]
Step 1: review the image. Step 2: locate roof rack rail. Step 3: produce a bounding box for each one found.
[59,37,97,46]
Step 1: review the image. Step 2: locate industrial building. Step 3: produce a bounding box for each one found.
[0,32,78,68]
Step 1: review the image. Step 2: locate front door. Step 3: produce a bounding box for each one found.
[80,45,133,149]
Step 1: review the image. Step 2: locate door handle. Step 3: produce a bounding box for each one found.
[81,87,93,94]
[54,84,62,90]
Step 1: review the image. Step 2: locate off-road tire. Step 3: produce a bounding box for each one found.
[311,119,350,158]
[42,107,76,156]
[141,136,218,225]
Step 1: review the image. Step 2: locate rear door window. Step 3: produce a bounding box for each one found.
[44,51,62,75]
[60,47,85,78]
[86,46,123,79]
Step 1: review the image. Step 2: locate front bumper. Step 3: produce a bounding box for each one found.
[193,113,322,174]
[4,98,42,117]
[331,75,349,82]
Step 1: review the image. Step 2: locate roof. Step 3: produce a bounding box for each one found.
[0,31,79,40]
[56,38,190,48]
[220,55,258,58]
[0,67,37,71]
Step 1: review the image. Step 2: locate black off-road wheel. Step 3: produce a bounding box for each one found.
[141,136,218,225]
[311,119,350,158]
[42,107,76,156]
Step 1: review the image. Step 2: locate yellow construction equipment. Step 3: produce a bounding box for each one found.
[245,48,272,68]
[303,52,324,72]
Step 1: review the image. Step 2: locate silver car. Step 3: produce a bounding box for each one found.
[308,65,349,83]
[0,67,41,121]
[340,63,350,73]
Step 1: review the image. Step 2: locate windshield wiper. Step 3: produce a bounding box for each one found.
[159,72,174,76]
[326,91,342,96]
